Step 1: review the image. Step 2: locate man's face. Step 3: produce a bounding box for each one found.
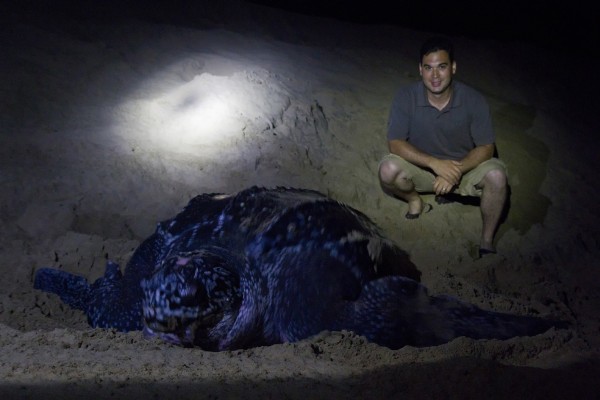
[419,50,456,95]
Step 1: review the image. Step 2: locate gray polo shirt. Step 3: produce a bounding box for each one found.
[387,80,494,160]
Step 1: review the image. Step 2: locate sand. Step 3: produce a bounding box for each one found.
[1,1,599,399]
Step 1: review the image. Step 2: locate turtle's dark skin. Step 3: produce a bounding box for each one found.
[34,186,564,350]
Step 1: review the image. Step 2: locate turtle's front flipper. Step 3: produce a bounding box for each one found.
[34,261,143,331]
[338,276,567,349]
[34,268,91,311]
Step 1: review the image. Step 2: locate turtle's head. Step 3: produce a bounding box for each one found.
[141,250,241,349]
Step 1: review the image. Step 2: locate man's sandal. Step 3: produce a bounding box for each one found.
[405,203,433,220]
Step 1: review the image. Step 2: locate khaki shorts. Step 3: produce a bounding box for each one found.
[380,154,507,197]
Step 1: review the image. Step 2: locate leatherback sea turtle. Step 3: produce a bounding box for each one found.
[34,186,562,350]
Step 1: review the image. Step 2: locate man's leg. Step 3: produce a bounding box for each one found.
[378,157,429,216]
[476,168,508,253]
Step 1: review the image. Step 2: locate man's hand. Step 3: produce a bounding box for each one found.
[433,176,456,195]
[429,159,463,186]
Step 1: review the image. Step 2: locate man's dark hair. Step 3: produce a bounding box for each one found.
[420,36,454,63]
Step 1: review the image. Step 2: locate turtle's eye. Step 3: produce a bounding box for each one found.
[176,282,206,307]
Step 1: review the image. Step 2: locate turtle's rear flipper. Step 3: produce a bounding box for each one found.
[340,276,567,349]
[34,268,91,311]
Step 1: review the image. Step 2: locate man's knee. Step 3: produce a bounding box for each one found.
[482,168,507,190]
[378,159,400,185]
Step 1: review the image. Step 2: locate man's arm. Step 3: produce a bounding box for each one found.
[431,143,495,195]
[389,139,463,185]
[458,144,495,174]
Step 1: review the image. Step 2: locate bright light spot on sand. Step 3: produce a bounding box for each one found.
[163,90,232,144]
[116,64,289,161]
[143,73,250,153]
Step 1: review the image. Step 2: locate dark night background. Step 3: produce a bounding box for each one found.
[6,0,596,54]
[252,1,594,47]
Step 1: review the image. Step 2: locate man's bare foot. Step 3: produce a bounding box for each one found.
[405,199,433,220]
[478,246,497,258]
